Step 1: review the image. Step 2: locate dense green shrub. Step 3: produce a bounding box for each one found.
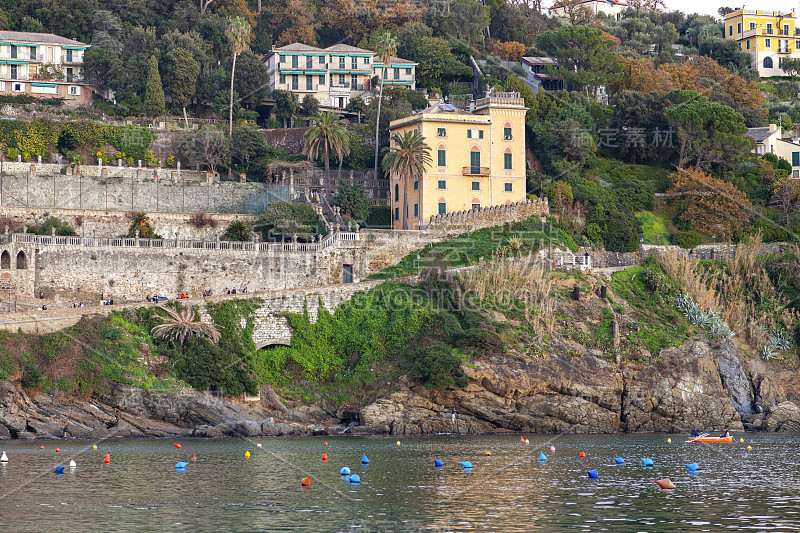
[672,230,703,249]
[221,221,252,242]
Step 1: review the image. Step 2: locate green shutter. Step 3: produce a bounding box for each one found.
[504,153,512,169]
[437,149,446,167]
[471,181,480,191]
[438,202,447,214]
[793,152,799,166]
[470,151,481,168]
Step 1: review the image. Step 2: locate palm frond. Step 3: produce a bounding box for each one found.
[150,305,222,345]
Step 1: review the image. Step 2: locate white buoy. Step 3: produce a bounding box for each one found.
[257,443,262,448]
[1,451,7,462]
[69,460,76,467]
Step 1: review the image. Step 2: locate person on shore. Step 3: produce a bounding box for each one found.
[451,407,456,424]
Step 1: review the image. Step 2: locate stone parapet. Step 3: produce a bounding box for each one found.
[427,198,549,234]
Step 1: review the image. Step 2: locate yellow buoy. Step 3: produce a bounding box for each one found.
[485,451,491,456]
[740,438,744,443]
[245,450,251,457]
[667,438,672,443]
[92,444,97,450]
[396,441,401,446]
[746,445,752,450]
[525,439,529,444]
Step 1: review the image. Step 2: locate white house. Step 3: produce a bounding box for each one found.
[747,124,800,177]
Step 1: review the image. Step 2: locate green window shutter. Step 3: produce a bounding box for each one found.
[437,149,446,167]
[478,130,484,139]
[793,152,799,166]
[471,181,480,190]
[470,151,481,168]
[438,180,446,189]
[438,202,447,214]
[504,152,512,169]
[505,183,513,192]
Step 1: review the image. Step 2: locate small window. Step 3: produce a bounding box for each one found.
[747,40,750,50]
[504,127,512,140]
[471,202,481,210]
[291,55,298,68]
[393,68,400,80]
[729,25,733,37]
[764,56,774,69]
[339,56,345,69]
[471,181,480,191]
[394,207,399,221]
[365,56,370,64]
[750,22,756,30]
[467,129,483,139]
[504,182,513,192]
[437,149,446,167]
[319,74,325,85]
[319,56,325,64]
[405,68,411,75]
[737,23,741,34]
[352,57,358,69]
[306,56,313,68]
[437,180,446,189]
[793,152,799,166]
[766,38,771,49]
[279,74,286,84]
[394,184,399,202]
[504,152,512,170]
[437,128,446,137]
[414,204,418,218]
[68,86,80,95]
[306,75,313,90]
[438,202,447,214]
[413,180,418,190]
[1,251,9,269]
[16,251,27,270]
[280,55,286,64]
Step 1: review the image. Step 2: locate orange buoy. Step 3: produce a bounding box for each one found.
[40,445,44,450]
[103,453,110,464]
[322,453,328,461]
[579,451,586,458]
[301,475,311,486]
[654,478,675,490]
[55,448,60,453]
[324,441,328,446]
[520,436,525,443]
[174,443,181,448]
[192,454,196,462]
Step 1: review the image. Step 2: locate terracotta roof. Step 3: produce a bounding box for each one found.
[0,30,87,47]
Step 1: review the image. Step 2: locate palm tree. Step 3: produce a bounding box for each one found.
[303,111,351,199]
[372,32,398,183]
[382,130,431,230]
[228,16,252,137]
[151,305,221,346]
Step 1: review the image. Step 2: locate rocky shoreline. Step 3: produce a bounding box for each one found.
[2,338,799,440]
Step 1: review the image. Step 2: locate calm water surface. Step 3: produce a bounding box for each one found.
[0,433,798,532]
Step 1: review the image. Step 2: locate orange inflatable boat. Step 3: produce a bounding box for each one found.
[688,435,733,443]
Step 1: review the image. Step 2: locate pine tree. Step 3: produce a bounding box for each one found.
[144,55,165,118]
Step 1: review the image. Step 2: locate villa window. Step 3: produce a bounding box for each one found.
[352,57,357,69]
[437,127,446,137]
[764,56,773,69]
[437,180,446,189]
[504,183,513,192]
[504,126,512,140]
[437,149,446,167]
[291,55,298,68]
[306,56,313,69]
[438,201,446,214]
[471,181,480,191]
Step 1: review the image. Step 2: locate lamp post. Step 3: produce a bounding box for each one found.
[712,233,716,260]
[640,237,644,265]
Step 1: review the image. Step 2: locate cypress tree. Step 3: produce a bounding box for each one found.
[144,55,165,118]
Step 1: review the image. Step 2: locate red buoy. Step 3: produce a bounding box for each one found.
[322,453,328,461]
[580,451,586,458]
[192,454,196,462]
[40,445,44,450]
[301,475,311,486]
[324,441,328,446]
[55,448,60,453]
[104,453,110,464]
[174,443,181,448]
[654,478,675,490]
[520,436,525,443]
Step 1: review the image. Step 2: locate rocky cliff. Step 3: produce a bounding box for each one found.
[3,336,799,440]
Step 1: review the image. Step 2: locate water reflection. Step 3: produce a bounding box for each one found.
[0,433,798,531]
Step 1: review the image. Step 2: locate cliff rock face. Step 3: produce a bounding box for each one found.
[356,340,753,436]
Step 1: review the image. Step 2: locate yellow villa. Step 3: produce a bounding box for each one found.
[723,9,800,77]
[387,92,528,230]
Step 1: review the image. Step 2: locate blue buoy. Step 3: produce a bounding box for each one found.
[340,467,351,476]
[433,459,443,467]
[539,451,547,462]
[361,453,369,464]
[614,457,625,464]
[349,474,360,483]
[587,470,599,479]
[685,463,699,471]
[175,462,189,469]
[460,461,473,468]
[641,458,654,467]
[53,465,64,474]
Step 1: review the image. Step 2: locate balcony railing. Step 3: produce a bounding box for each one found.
[61,55,80,64]
[463,166,490,176]
[779,47,792,53]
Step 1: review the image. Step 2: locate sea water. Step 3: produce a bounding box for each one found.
[0,433,798,532]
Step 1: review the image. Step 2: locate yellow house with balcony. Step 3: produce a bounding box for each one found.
[724,9,800,77]
[387,92,527,230]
